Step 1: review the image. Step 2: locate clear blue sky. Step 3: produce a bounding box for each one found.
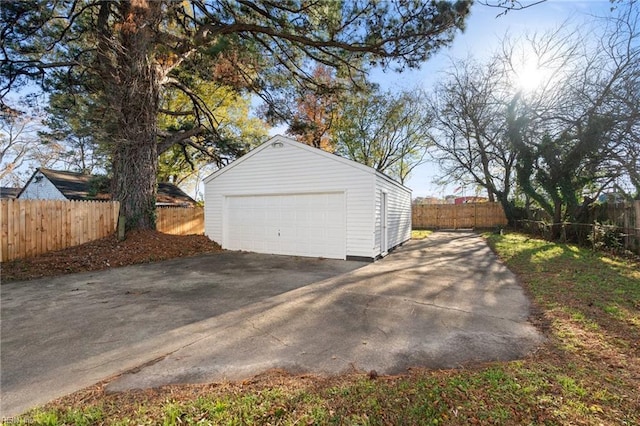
[368,0,614,199]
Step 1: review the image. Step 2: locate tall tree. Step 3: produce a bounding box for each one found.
[599,1,640,200]
[429,55,518,223]
[333,85,433,184]
[506,3,640,232]
[1,0,470,232]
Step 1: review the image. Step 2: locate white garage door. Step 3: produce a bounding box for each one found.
[225,192,346,259]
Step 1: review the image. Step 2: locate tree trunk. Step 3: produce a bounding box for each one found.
[551,201,563,240]
[497,194,514,227]
[112,130,158,231]
[107,0,162,231]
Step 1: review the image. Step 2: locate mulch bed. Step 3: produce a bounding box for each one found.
[1,230,222,283]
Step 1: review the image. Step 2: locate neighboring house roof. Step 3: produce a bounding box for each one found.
[156,182,197,207]
[18,168,196,206]
[0,187,21,199]
[40,168,104,200]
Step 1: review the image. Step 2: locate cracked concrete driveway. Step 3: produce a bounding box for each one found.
[0,231,544,417]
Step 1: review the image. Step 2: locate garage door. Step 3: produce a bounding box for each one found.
[225,192,346,259]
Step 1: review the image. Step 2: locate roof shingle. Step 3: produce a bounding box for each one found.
[25,168,196,206]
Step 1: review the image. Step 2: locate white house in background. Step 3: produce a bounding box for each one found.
[18,168,197,207]
[203,135,412,261]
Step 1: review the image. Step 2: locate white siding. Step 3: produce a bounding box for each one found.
[374,174,412,256]
[18,173,66,200]
[205,138,376,259]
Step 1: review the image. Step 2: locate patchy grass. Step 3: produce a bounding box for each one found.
[6,232,639,425]
[411,229,433,239]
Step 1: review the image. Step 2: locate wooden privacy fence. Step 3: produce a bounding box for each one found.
[1,199,120,262]
[412,202,508,229]
[156,207,204,235]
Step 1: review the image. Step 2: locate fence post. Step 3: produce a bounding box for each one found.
[635,201,640,253]
[117,214,126,241]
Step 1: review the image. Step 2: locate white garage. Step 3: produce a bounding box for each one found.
[203,135,412,261]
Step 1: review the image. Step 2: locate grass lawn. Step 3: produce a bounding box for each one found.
[8,232,639,425]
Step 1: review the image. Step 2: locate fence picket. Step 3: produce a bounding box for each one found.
[8,199,16,260]
[19,202,27,259]
[0,200,121,262]
[412,202,508,229]
[0,201,205,262]
[0,200,7,261]
[156,207,204,235]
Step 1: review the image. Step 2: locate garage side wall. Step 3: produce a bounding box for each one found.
[374,174,412,256]
[204,142,375,259]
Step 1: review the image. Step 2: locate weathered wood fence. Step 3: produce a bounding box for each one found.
[1,199,120,262]
[156,207,204,235]
[412,202,508,229]
[1,200,206,262]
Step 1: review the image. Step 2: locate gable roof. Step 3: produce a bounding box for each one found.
[203,135,410,192]
[40,168,104,200]
[19,168,196,206]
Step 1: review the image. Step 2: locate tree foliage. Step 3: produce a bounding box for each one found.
[40,91,109,175]
[333,85,433,184]
[286,65,341,152]
[1,0,471,231]
[429,1,639,229]
[157,83,268,184]
[506,3,640,230]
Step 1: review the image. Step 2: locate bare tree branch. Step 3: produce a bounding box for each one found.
[478,0,547,17]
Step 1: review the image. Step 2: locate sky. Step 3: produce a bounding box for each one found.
[363,0,616,199]
[2,0,618,200]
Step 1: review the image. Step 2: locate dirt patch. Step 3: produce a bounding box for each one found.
[1,231,221,283]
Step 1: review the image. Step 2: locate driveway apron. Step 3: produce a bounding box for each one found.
[1,231,544,417]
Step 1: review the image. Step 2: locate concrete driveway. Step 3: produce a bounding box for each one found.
[1,231,544,417]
